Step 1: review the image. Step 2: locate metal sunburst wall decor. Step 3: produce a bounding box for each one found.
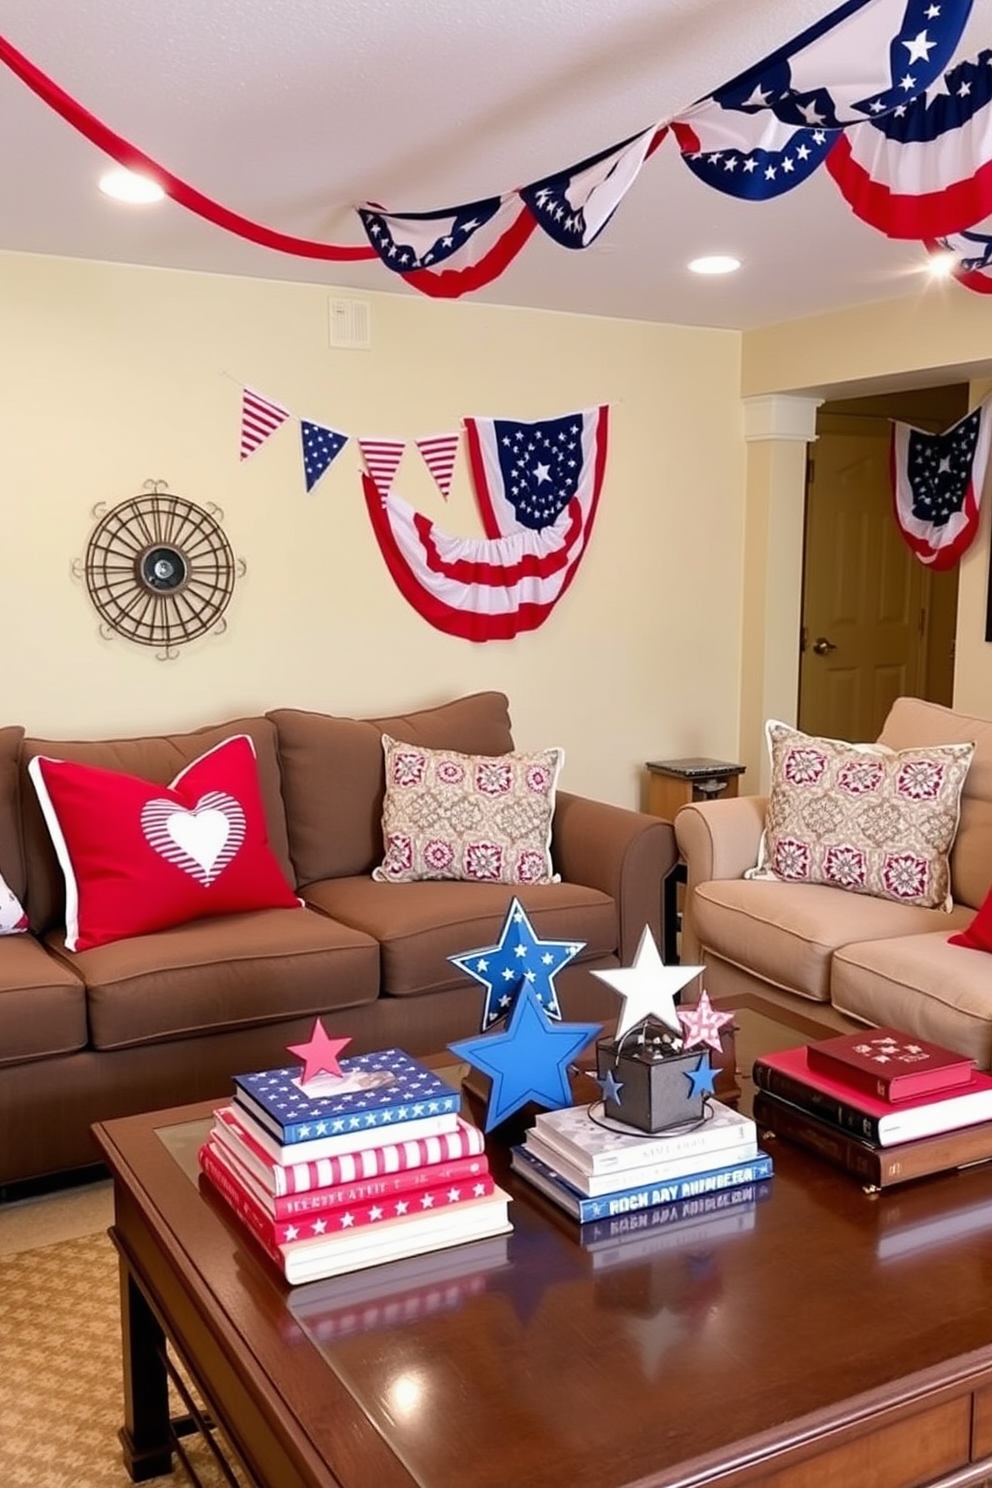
[74,481,245,659]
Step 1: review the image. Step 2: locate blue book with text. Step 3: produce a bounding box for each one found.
[233,1047,460,1145]
[510,1143,773,1223]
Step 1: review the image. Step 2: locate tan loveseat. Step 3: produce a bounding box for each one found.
[676,698,992,1066]
[1,692,675,1189]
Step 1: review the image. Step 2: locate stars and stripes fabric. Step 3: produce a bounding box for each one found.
[240,388,291,459]
[520,126,665,248]
[358,196,536,299]
[464,406,608,537]
[890,398,992,569]
[360,405,608,641]
[416,433,460,498]
[301,421,348,493]
[927,226,992,290]
[827,50,992,237]
[358,438,407,497]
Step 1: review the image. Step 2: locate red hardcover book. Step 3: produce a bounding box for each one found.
[806,1028,975,1103]
[752,1046,992,1147]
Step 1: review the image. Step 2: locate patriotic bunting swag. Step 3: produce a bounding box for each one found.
[4,0,992,299]
[890,399,992,569]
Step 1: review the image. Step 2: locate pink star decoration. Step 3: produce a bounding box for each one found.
[677,990,734,1054]
[287,1020,352,1084]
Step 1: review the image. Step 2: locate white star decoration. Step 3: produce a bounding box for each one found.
[592,926,703,1040]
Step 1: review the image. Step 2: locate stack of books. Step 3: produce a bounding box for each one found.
[198,1047,512,1284]
[752,1028,992,1190]
[509,1097,773,1224]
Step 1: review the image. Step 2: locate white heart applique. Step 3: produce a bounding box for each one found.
[140,791,247,885]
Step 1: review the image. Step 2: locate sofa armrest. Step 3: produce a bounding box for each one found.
[674,796,768,962]
[552,791,677,964]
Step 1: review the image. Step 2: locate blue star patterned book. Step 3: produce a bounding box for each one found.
[233,1048,461,1156]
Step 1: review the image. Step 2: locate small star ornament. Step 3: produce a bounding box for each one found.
[287,1020,352,1085]
[449,982,601,1131]
[449,896,585,1031]
[677,989,734,1054]
[592,926,704,1040]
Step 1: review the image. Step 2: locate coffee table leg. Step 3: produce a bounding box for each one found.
[117,1261,174,1482]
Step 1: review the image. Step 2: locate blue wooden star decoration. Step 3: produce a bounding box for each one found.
[686,1053,717,1099]
[449,896,585,1031]
[449,982,602,1131]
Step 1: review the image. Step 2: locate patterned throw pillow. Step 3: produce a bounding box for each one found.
[373,736,563,885]
[28,735,301,951]
[0,870,28,935]
[745,721,974,910]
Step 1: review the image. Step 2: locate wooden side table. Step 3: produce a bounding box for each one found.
[645,757,746,964]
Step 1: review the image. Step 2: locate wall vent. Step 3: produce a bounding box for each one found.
[329,297,372,349]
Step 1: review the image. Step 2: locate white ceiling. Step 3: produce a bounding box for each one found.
[0,0,989,331]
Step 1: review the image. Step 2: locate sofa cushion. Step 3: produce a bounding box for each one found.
[832,932,992,1068]
[21,715,295,933]
[29,736,301,952]
[877,697,992,911]
[0,937,87,1066]
[373,736,562,885]
[746,720,973,910]
[692,877,972,1003]
[301,876,616,998]
[269,693,516,886]
[44,906,379,1052]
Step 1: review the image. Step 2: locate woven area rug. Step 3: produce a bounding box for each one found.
[0,1230,246,1488]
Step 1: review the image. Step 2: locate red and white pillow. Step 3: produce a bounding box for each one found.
[28,734,300,951]
[0,870,28,935]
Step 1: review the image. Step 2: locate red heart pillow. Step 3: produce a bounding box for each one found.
[28,734,300,951]
[949,886,992,954]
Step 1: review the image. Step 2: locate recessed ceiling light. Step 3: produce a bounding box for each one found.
[926,250,958,280]
[98,168,166,204]
[688,254,742,275]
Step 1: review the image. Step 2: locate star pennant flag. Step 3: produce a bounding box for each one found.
[416,432,460,498]
[358,195,536,299]
[301,421,348,493]
[519,125,664,248]
[464,405,608,537]
[240,387,291,460]
[890,398,992,569]
[827,50,992,238]
[362,405,608,640]
[358,437,406,497]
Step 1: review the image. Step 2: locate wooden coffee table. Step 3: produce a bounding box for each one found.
[93,994,992,1488]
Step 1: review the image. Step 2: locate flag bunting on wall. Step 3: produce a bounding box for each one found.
[240,388,290,460]
[234,388,610,640]
[890,398,992,569]
[5,1,992,300]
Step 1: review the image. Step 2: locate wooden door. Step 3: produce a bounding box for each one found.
[799,414,928,742]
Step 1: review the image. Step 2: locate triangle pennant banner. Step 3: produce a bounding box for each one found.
[358,438,406,497]
[416,432,460,498]
[240,387,291,460]
[301,421,349,493]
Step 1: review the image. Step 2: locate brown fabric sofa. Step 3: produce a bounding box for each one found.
[675,698,992,1066]
[0,692,675,1188]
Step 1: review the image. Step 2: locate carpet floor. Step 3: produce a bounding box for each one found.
[0,1229,248,1488]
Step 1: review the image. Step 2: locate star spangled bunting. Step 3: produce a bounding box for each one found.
[464,406,609,538]
[827,50,992,238]
[672,117,836,203]
[359,195,536,298]
[449,896,585,1032]
[890,398,992,569]
[240,387,291,459]
[358,438,406,497]
[449,982,601,1131]
[519,125,663,248]
[416,433,460,498]
[301,421,348,492]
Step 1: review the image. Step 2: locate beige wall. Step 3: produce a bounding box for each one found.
[739,290,992,775]
[0,251,746,809]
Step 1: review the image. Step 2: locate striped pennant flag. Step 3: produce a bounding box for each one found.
[416,432,460,499]
[358,438,406,497]
[240,387,291,460]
